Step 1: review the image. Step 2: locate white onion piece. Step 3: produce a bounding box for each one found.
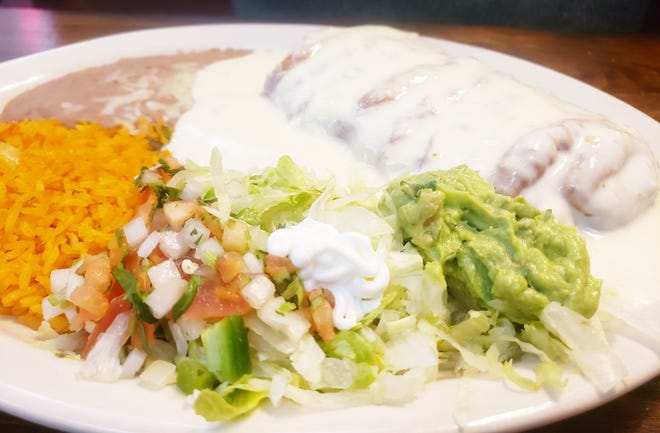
[41,299,77,323]
[121,348,147,378]
[80,312,130,382]
[176,318,207,341]
[49,268,83,300]
[243,252,264,274]
[158,230,190,259]
[139,170,161,185]
[180,179,205,201]
[181,259,199,275]
[137,231,160,258]
[257,297,310,342]
[147,259,181,285]
[241,274,275,309]
[146,260,187,319]
[123,217,149,248]
[64,308,77,323]
[194,238,224,265]
[168,321,188,356]
[145,279,187,319]
[179,218,211,249]
[41,298,63,321]
[49,268,70,294]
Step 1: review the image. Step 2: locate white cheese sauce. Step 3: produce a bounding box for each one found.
[265,26,658,232]
[167,25,660,318]
[167,50,385,188]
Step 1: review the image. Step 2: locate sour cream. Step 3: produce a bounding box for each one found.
[267,218,389,330]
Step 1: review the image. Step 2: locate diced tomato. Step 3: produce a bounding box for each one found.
[215,251,245,283]
[106,279,125,300]
[108,234,125,269]
[180,275,251,321]
[69,284,109,322]
[195,209,223,240]
[148,245,168,266]
[264,254,295,283]
[136,270,153,294]
[135,189,157,224]
[69,253,114,323]
[124,251,141,275]
[307,288,336,342]
[81,296,132,359]
[80,253,112,292]
[69,307,98,331]
[149,208,169,232]
[163,200,200,231]
[130,321,156,353]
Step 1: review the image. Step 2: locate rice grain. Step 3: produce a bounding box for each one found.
[0,120,161,329]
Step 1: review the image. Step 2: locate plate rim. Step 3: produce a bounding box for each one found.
[0,22,658,433]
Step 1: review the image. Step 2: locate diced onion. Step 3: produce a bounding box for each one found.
[240,274,275,309]
[179,218,210,249]
[181,259,199,275]
[257,297,310,343]
[158,230,190,260]
[43,331,86,353]
[80,312,130,382]
[49,268,70,294]
[243,252,264,274]
[168,320,188,356]
[194,238,224,265]
[145,279,187,319]
[176,318,207,341]
[41,298,63,321]
[123,217,149,248]
[139,169,162,185]
[146,260,187,319]
[320,357,357,390]
[180,179,204,201]
[121,348,148,378]
[49,267,83,300]
[137,231,160,258]
[147,259,181,285]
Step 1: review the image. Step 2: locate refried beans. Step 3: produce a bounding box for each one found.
[0,49,248,127]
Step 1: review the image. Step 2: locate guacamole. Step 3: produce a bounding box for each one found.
[379,165,601,323]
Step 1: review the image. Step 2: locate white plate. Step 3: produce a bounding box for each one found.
[0,24,658,433]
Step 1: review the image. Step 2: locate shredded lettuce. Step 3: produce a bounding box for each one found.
[194,377,270,421]
[73,153,625,421]
[540,302,624,393]
[227,156,325,232]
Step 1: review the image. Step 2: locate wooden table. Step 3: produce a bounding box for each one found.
[0,6,658,433]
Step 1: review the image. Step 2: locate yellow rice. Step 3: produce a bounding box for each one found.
[0,120,161,329]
